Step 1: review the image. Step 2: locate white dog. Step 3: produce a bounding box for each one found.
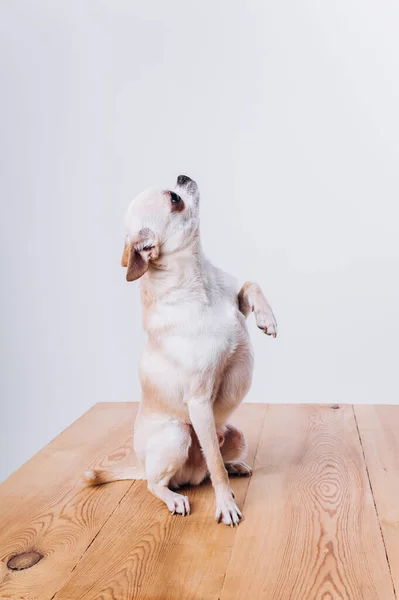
[85,175,277,526]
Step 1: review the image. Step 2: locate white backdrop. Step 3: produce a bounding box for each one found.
[1,0,399,482]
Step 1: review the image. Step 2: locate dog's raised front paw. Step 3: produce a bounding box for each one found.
[255,307,277,338]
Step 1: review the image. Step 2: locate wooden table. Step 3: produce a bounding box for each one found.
[0,403,398,600]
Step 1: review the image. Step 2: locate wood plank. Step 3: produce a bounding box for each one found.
[221,404,395,600]
[354,405,399,596]
[0,402,139,600]
[52,403,268,600]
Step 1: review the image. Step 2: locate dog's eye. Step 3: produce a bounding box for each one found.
[169,191,185,213]
[169,191,182,204]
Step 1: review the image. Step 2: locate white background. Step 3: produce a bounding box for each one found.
[1,0,399,482]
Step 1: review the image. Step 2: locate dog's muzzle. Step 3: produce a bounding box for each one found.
[177,175,193,187]
[176,174,199,202]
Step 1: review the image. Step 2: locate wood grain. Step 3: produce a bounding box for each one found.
[1,403,397,600]
[0,402,139,600]
[354,405,399,596]
[221,404,396,600]
[52,403,268,600]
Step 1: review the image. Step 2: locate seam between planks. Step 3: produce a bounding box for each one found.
[352,405,397,600]
[50,479,138,600]
[218,403,270,600]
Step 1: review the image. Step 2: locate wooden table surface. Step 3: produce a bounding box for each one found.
[0,403,398,600]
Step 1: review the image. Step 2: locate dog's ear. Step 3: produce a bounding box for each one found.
[121,242,129,268]
[121,229,159,282]
[122,243,148,281]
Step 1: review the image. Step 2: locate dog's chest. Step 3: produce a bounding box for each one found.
[148,300,241,371]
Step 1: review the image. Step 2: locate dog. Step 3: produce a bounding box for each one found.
[84,175,277,526]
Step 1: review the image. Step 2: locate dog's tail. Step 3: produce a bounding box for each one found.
[83,465,145,486]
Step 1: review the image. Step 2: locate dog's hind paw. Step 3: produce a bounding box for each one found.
[225,461,252,476]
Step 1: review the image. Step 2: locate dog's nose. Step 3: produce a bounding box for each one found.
[177,175,193,187]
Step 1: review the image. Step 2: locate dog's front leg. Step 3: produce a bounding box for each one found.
[187,396,241,526]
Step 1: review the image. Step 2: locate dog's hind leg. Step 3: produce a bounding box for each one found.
[144,421,192,516]
[220,425,252,477]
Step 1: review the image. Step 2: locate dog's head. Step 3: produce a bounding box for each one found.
[121,175,200,281]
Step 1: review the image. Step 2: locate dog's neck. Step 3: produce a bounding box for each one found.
[140,232,209,311]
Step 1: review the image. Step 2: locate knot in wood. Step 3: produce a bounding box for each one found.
[7,550,43,571]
